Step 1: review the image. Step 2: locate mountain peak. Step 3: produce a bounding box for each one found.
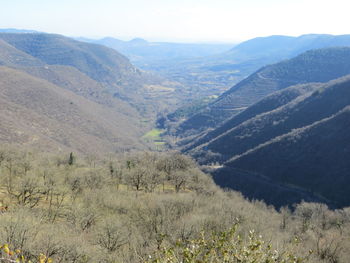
[0,28,40,34]
[129,38,148,44]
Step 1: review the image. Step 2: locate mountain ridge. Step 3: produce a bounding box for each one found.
[205,75,350,208]
[0,66,146,153]
[175,47,350,136]
[0,32,181,152]
[214,105,350,208]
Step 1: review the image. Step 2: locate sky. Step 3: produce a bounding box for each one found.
[1,0,350,43]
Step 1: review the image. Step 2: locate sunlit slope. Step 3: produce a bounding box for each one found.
[0,66,145,152]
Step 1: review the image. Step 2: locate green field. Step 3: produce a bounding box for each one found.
[143,129,164,140]
[142,129,166,149]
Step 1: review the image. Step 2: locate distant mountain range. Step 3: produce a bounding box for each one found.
[224,34,350,63]
[0,28,40,33]
[85,34,350,101]
[78,37,234,64]
[202,34,350,80]
[174,47,350,136]
[0,32,177,153]
[7,32,350,100]
[78,37,236,100]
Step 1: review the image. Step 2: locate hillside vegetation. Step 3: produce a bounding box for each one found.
[173,47,350,135]
[0,33,184,153]
[188,75,350,164]
[185,75,350,208]
[0,66,147,152]
[214,105,350,208]
[182,83,320,152]
[0,148,350,262]
[0,33,180,114]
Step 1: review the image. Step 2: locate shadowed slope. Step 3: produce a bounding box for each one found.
[183,83,320,153]
[213,106,350,208]
[209,76,350,208]
[176,47,350,135]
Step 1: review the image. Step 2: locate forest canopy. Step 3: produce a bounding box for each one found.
[0,147,348,262]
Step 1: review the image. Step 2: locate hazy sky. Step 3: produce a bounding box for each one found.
[1,0,349,42]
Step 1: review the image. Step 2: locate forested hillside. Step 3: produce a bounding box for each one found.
[214,105,350,208]
[0,66,146,152]
[183,83,320,153]
[173,47,350,135]
[0,148,349,262]
[188,75,350,164]
[0,33,180,114]
[185,75,350,208]
[0,33,182,153]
